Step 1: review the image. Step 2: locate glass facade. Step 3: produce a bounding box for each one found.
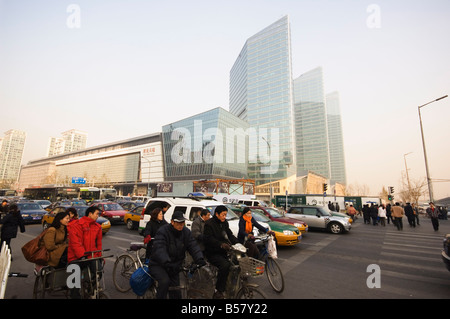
[162,108,249,181]
[229,15,296,185]
[293,67,331,179]
[326,91,347,185]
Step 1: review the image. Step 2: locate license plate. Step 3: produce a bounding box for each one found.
[112,216,120,218]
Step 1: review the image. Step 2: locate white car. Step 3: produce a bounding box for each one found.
[138,197,269,237]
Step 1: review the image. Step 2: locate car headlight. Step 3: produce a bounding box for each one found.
[103,221,110,226]
[283,230,294,235]
[294,223,302,228]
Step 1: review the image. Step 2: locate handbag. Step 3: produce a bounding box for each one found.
[129,264,154,296]
[21,229,49,265]
[267,235,278,259]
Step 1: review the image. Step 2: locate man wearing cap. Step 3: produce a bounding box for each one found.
[148,210,205,299]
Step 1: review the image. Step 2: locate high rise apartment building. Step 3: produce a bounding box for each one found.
[47,129,87,157]
[0,129,26,182]
[229,15,296,185]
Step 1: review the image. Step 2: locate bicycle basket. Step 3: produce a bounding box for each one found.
[129,265,153,296]
[238,257,265,277]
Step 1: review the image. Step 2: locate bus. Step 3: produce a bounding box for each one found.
[23,187,79,202]
[79,187,117,203]
[0,189,16,197]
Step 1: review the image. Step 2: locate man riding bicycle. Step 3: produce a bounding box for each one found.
[203,205,238,299]
[148,211,206,299]
[67,206,103,298]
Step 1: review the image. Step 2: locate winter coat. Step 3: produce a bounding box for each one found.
[237,215,268,244]
[148,223,204,275]
[203,214,238,257]
[191,216,206,251]
[41,225,68,267]
[67,216,102,262]
[391,205,405,218]
[144,218,167,256]
[1,212,25,240]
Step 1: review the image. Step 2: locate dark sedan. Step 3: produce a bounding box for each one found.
[16,202,47,224]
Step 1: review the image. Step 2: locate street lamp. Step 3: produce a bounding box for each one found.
[418,95,448,203]
[403,152,412,199]
[261,137,273,206]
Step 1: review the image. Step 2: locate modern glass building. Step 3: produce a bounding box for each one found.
[293,67,331,179]
[229,15,296,185]
[162,107,249,181]
[326,91,347,185]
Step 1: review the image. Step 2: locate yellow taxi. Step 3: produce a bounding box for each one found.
[124,206,145,230]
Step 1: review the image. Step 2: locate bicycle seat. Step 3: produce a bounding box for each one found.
[130,242,146,251]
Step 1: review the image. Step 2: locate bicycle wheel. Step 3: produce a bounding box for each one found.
[33,275,46,299]
[235,285,267,299]
[265,257,284,293]
[137,284,157,299]
[112,254,137,292]
[187,266,216,299]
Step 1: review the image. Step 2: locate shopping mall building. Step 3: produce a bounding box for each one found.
[17,108,250,198]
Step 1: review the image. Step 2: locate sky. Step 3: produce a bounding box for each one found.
[1,0,449,200]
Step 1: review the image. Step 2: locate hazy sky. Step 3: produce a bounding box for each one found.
[1,0,449,200]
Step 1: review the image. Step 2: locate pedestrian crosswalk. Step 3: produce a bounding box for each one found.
[354,218,450,297]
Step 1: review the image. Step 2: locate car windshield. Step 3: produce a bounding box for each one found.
[266,207,284,218]
[103,204,123,211]
[18,203,42,210]
[251,209,271,222]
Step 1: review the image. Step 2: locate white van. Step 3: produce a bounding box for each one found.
[237,199,268,207]
[138,197,269,236]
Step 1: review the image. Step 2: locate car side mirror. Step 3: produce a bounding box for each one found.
[316,213,321,218]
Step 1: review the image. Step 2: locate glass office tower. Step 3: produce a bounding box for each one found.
[229,15,296,185]
[293,67,331,179]
[162,107,249,181]
[326,91,347,185]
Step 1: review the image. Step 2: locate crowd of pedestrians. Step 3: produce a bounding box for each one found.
[354,201,447,231]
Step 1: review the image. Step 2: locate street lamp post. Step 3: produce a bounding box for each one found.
[403,152,412,201]
[418,95,448,203]
[261,137,273,206]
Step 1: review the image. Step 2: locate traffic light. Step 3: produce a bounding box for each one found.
[323,183,328,192]
[388,194,393,201]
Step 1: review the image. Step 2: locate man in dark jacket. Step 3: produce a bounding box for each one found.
[148,211,205,299]
[203,205,238,299]
[404,203,415,227]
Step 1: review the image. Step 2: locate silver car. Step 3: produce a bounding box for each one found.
[286,205,351,234]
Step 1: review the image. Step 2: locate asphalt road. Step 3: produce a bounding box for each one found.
[3,215,450,300]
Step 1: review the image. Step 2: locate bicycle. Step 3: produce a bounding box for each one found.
[33,249,113,299]
[112,242,146,292]
[138,261,214,299]
[226,243,267,298]
[255,234,285,293]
